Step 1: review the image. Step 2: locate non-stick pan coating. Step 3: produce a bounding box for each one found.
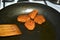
[0,2,60,40]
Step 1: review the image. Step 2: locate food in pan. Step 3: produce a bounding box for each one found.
[17,15,30,22]
[24,20,35,30]
[17,9,46,30]
[29,10,38,19]
[0,24,22,37]
[34,15,46,24]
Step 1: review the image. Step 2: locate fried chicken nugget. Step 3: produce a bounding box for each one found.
[34,15,46,24]
[17,15,30,22]
[24,20,35,30]
[29,10,38,19]
[0,24,22,37]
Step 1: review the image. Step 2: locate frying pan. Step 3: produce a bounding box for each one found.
[0,2,60,40]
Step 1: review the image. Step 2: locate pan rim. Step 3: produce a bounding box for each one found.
[0,2,60,13]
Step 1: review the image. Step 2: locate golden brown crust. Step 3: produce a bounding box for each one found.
[29,10,38,19]
[24,20,35,30]
[17,15,30,22]
[0,24,22,37]
[34,15,46,24]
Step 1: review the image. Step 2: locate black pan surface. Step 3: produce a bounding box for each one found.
[0,2,60,40]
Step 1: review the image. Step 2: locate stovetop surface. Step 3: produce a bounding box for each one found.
[0,0,60,12]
